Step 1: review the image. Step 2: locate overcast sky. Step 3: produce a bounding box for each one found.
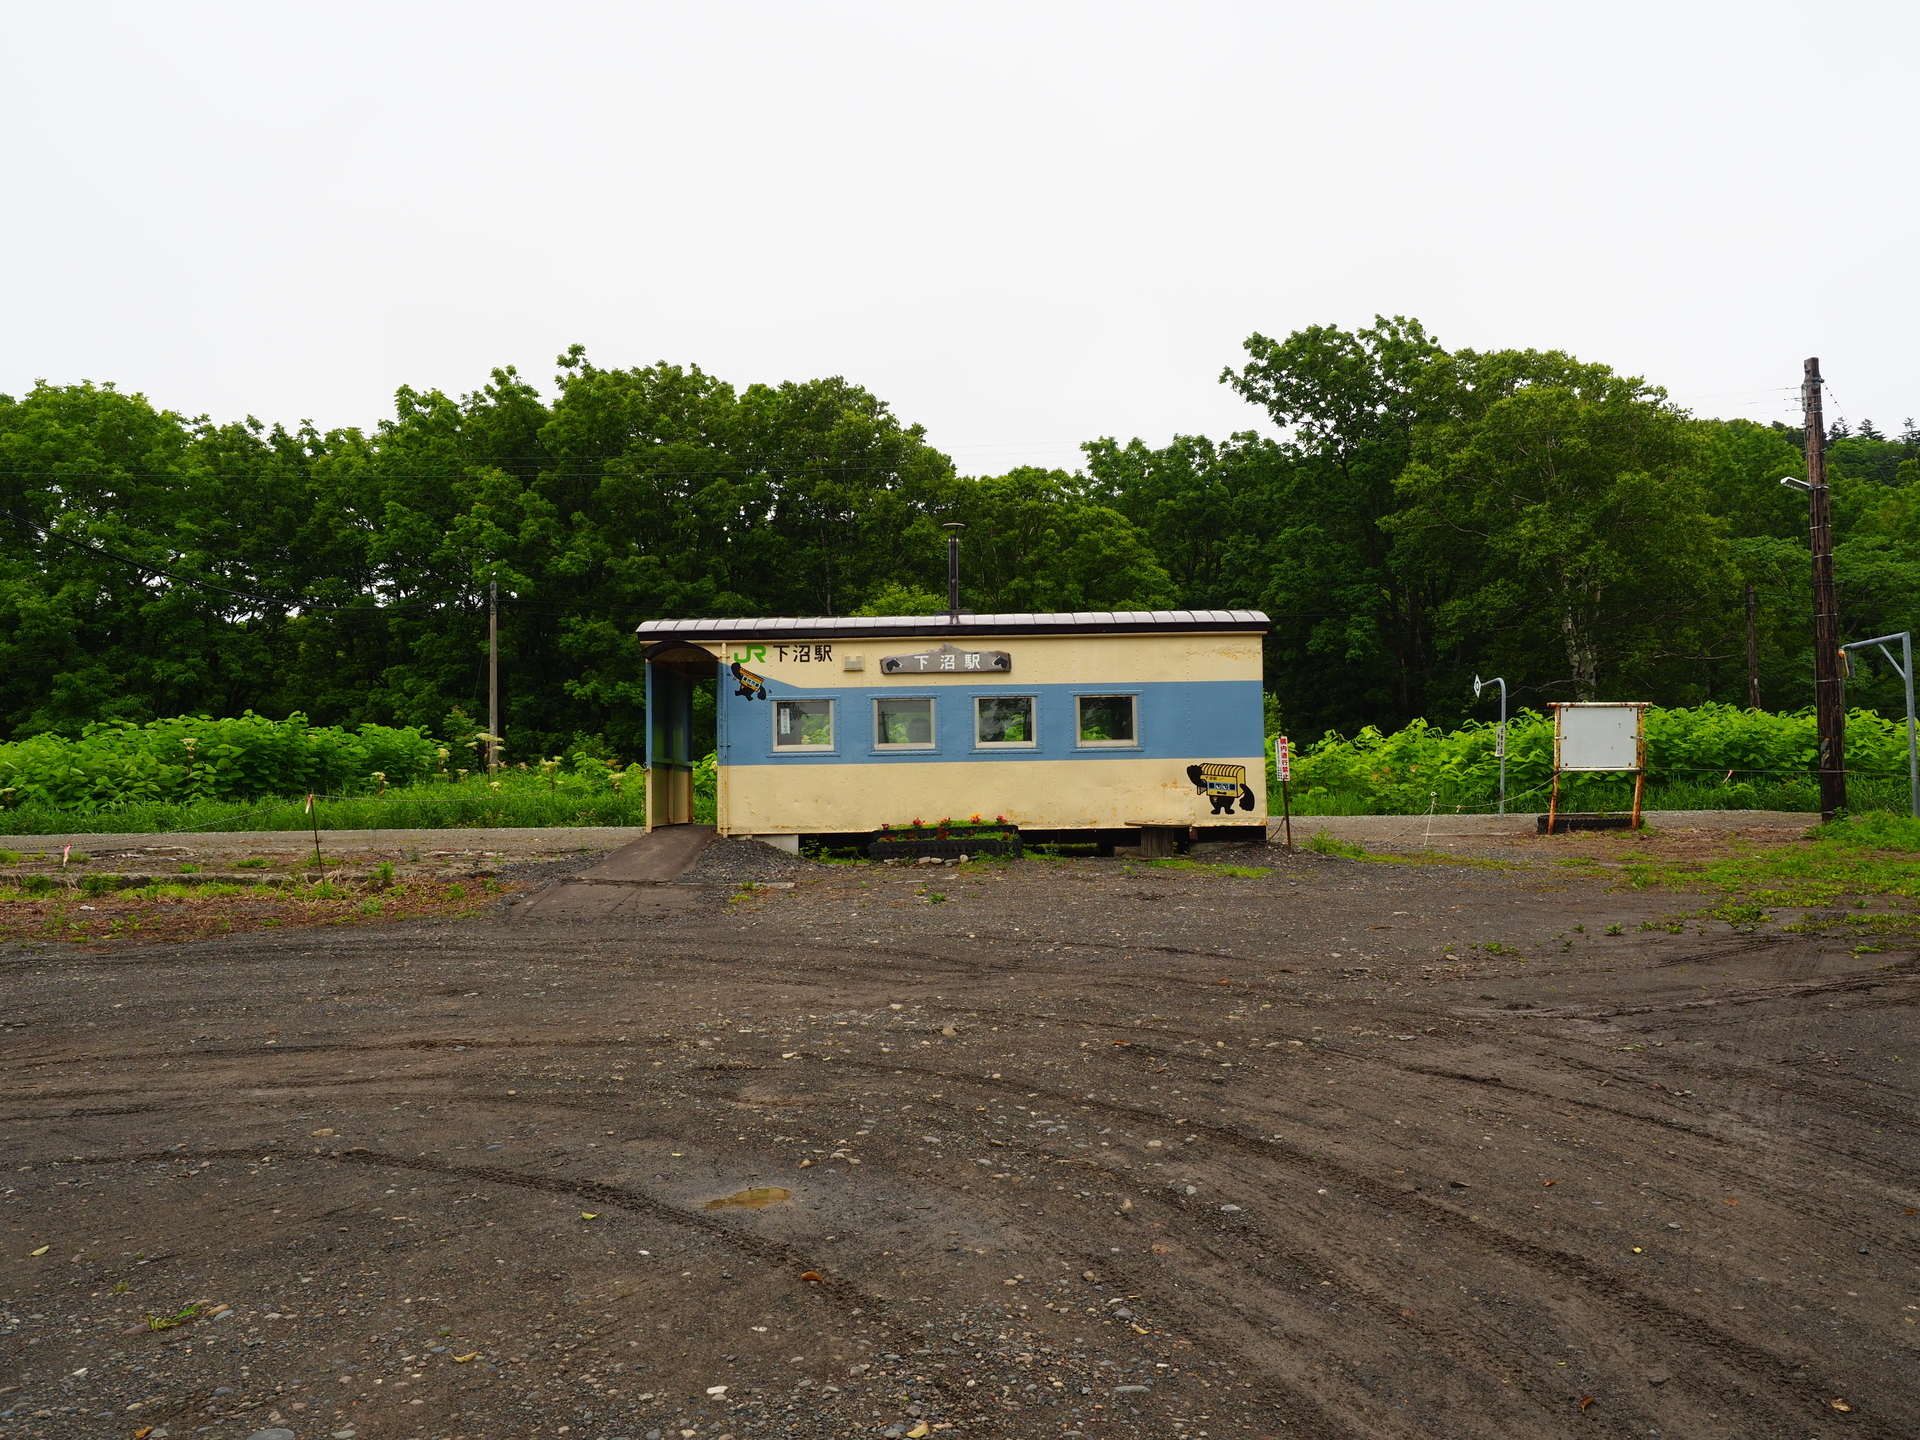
[5,1,1915,472]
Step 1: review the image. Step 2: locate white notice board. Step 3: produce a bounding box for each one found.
[1554,703,1644,773]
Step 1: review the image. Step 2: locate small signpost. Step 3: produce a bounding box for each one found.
[1545,703,1648,833]
[1275,735,1293,854]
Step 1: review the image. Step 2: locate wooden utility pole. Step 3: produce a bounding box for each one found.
[1744,583,1762,709]
[1805,358,1847,819]
[488,578,500,774]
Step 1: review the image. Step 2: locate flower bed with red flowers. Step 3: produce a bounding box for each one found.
[867,815,1021,861]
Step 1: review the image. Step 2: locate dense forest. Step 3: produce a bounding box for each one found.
[3,321,1917,762]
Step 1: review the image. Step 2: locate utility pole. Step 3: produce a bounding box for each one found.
[1744,583,1762,710]
[1804,358,1847,819]
[943,523,965,624]
[488,577,500,774]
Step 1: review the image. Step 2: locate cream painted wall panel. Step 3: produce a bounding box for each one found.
[720,757,1266,835]
[713,632,1260,687]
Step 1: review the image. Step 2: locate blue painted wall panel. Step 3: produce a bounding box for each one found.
[721,678,1262,766]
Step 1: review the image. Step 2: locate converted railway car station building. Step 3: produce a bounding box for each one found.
[636,610,1270,853]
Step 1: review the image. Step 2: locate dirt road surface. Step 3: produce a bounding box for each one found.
[2,838,1915,1440]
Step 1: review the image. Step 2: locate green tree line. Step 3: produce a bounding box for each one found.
[4,323,1916,760]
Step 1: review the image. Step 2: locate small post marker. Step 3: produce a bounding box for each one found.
[306,792,324,873]
[1275,735,1293,855]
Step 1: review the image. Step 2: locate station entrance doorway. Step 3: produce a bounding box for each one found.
[642,640,717,829]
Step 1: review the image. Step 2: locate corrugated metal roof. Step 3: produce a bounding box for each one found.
[635,610,1269,640]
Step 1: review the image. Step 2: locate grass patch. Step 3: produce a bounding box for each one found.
[0,770,655,835]
[0,870,510,947]
[1147,858,1272,878]
[1617,812,1920,908]
[144,1303,200,1332]
[1710,901,1772,930]
[800,842,868,864]
[1304,830,1367,859]
[1297,827,1513,870]
[122,882,258,901]
[1371,852,1514,870]
[1818,812,1920,851]
[1282,774,1889,817]
[955,853,1018,872]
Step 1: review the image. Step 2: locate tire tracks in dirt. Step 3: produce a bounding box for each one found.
[40,1140,1364,1439]
[776,1052,1902,1435]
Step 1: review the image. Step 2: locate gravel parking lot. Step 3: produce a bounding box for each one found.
[1,830,1914,1439]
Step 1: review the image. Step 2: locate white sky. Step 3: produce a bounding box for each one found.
[4,1,1915,473]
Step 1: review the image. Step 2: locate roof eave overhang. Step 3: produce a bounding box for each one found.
[635,612,1269,643]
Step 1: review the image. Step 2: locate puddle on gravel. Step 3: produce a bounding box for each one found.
[704,1186,793,1211]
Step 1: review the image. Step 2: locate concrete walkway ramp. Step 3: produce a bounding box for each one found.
[512,824,716,921]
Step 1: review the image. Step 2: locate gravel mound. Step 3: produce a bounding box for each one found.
[492,848,616,885]
[681,836,827,884]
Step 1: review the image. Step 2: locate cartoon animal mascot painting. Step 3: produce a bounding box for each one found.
[731,662,768,701]
[1187,762,1255,814]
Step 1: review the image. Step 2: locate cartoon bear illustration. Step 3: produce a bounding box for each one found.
[1187,762,1255,814]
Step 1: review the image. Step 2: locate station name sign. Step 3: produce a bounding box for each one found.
[881,642,1011,675]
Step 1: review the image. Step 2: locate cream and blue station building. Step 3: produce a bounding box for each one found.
[636,610,1270,850]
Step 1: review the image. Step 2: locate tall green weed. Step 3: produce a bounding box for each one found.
[0,718,707,833]
[1269,703,1912,815]
[0,765,663,835]
[0,713,438,810]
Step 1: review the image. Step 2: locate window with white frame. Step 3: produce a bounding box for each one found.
[874,696,935,748]
[974,695,1036,747]
[774,698,834,749]
[1075,694,1137,746]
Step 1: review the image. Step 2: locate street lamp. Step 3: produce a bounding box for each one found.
[1840,632,1919,819]
[1473,675,1508,816]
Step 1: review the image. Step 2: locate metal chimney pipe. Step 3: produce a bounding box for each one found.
[943,523,965,623]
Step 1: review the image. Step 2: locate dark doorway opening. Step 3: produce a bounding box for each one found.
[644,641,718,826]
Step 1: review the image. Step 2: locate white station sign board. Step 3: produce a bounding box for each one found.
[1554,702,1645,773]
